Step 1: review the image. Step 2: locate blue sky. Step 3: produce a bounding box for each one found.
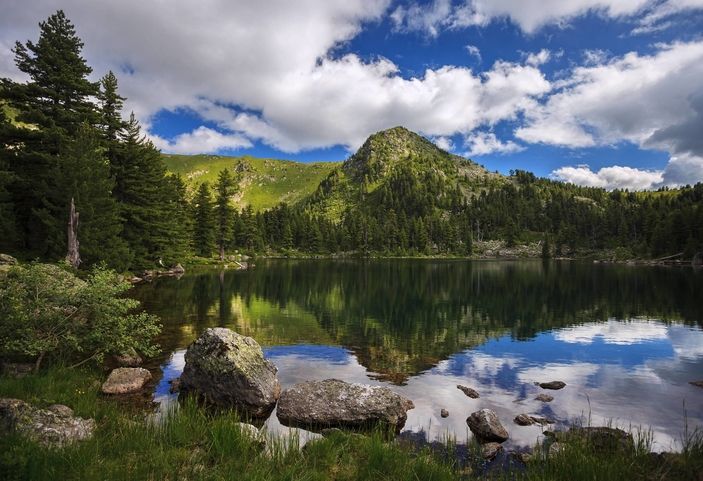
[2,0,703,189]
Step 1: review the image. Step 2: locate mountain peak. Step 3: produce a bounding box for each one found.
[343,126,451,181]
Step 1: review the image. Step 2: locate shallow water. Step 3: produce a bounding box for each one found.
[132,259,703,451]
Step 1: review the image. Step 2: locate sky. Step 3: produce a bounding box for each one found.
[1,0,703,190]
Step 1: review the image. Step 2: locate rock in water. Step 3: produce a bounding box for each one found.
[690,380,703,389]
[535,394,554,402]
[457,385,480,398]
[467,409,509,443]
[0,398,95,446]
[539,381,566,390]
[180,328,280,417]
[276,379,414,432]
[101,367,152,394]
[514,414,534,426]
[481,442,503,460]
[114,348,143,367]
[440,408,449,418]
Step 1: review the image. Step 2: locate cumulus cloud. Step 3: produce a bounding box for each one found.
[464,132,524,156]
[151,126,252,155]
[465,44,482,62]
[551,165,664,190]
[432,136,455,151]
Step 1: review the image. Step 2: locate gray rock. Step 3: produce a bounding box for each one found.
[101,367,152,394]
[0,398,95,446]
[440,408,449,418]
[180,328,280,417]
[114,348,143,367]
[0,253,18,265]
[467,409,509,443]
[535,394,554,402]
[457,385,480,399]
[236,422,266,449]
[514,414,534,426]
[481,442,503,460]
[169,377,181,394]
[539,381,566,390]
[276,379,414,432]
[545,426,634,454]
[514,414,553,426]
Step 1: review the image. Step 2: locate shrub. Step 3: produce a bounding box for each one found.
[0,263,160,370]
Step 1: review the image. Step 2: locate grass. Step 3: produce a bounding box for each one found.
[161,154,341,211]
[1,367,701,481]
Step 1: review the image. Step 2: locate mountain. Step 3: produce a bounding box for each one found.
[303,126,504,220]
[161,153,341,211]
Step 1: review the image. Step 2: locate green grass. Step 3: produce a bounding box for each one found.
[1,368,701,481]
[162,154,341,211]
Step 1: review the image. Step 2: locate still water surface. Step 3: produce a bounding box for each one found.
[132,260,703,451]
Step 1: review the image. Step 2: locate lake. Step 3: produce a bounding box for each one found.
[132,259,703,452]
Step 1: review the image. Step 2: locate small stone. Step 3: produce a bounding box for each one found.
[440,408,449,418]
[690,381,703,389]
[320,428,343,437]
[481,442,503,460]
[535,394,554,402]
[467,409,509,443]
[169,377,181,394]
[539,381,566,390]
[514,414,534,426]
[512,450,534,464]
[236,422,266,449]
[457,385,480,398]
[101,367,152,394]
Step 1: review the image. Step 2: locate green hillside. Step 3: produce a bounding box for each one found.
[162,154,341,211]
[304,126,505,220]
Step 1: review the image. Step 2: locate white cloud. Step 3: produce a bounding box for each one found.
[554,320,668,345]
[465,44,482,62]
[551,165,664,190]
[464,132,524,156]
[582,48,610,65]
[151,126,252,155]
[525,49,551,66]
[634,0,703,34]
[432,136,454,151]
[390,0,452,37]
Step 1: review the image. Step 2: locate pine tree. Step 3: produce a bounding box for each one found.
[193,182,215,257]
[0,109,18,251]
[215,169,235,260]
[55,123,129,268]
[2,10,100,256]
[97,71,126,164]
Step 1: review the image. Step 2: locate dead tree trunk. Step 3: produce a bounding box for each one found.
[66,197,81,269]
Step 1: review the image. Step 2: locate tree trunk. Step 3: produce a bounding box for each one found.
[219,244,225,261]
[66,197,81,269]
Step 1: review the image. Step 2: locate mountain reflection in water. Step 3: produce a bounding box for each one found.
[133,260,703,451]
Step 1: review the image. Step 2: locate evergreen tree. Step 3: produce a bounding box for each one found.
[215,169,235,260]
[2,10,100,256]
[55,123,129,268]
[193,182,215,257]
[97,71,126,163]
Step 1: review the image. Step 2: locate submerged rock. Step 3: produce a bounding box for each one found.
[440,408,449,418]
[101,367,152,394]
[457,385,480,399]
[180,328,280,417]
[481,442,503,460]
[535,394,554,402]
[169,377,181,394]
[467,409,509,443]
[0,398,95,446]
[276,379,414,432]
[514,414,553,426]
[539,381,566,390]
[690,380,703,389]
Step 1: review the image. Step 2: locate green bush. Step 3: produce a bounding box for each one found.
[0,263,161,370]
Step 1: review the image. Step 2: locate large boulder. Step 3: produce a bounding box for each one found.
[180,328,280,417]
[101,367,152,394]
[276,379,414,432]
[467,409,509,443]
[0,398,95,446]
[545,426,634,454]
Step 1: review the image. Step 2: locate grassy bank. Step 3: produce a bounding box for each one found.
[1,368,701,481]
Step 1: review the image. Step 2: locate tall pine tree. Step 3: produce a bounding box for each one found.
[215,169,235,261]
[193,182,215,257]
